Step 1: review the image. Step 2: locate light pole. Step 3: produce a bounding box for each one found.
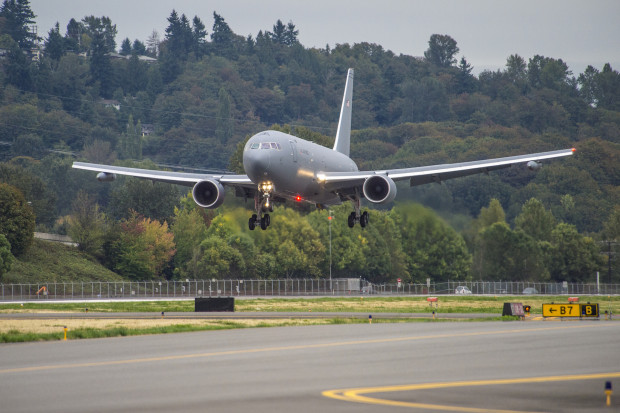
[328,211,333,293]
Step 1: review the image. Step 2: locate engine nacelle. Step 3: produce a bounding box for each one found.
[363,175,397,204]
[527,160,542,171]
[192,179,225,209]
[96,172,116,182]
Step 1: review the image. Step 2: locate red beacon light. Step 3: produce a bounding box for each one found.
[295,195,302,202]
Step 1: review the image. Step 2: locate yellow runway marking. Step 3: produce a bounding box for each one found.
[0,323,612,375]
[323,372,620,412]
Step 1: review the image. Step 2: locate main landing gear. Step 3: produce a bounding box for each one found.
[249,181,274,231]
[347,210,369,228]
[347,195,369,228]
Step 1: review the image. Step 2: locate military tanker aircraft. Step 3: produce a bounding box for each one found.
[73,69,575,230]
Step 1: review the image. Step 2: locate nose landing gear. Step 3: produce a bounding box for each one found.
[249,181,274,231]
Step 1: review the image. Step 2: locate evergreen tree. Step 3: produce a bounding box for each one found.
[270,19,286,45]
[164,10,201,60]
[89,26,114,97]
[0,0,37,50]
[191,15,207,56]
[284,21,299,46]
[132,39,146,55]
[211,12,234,58]
[595,64,620,111]
[81,15,117,53]
[44,22,64,60]
[215,87,234,144]
[119,115,142,159]
[1,34,32,89]
[64,18,82,52]
[119,37,131,55]
[456,56,476,93]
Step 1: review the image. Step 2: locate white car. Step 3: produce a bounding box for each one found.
[454,286,472,294]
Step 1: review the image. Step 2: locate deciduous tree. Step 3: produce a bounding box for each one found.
[424,34,459,68]
[0,183,35,256]
[67,190,106,256]
[0,234,13,278]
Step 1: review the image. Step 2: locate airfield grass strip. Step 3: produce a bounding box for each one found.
[2,296,618,314]
[0,316,522,343]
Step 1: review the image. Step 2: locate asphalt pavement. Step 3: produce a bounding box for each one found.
[0,321,618,412]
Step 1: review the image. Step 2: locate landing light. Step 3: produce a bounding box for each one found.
[260,181,274,192]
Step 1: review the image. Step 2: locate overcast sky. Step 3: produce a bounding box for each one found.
[29,0,620,75]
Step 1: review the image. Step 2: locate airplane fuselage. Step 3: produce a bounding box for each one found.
[243,130,358,205]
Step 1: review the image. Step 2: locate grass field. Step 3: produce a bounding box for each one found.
[1,295,617,343]
[1,295,618,314]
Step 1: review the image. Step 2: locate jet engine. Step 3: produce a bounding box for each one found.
[96,172,116,182]
[527,160,542,171]
[192,179,225,208]
[363,175,397,204]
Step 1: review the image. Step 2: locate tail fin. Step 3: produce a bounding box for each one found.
[333,68,354,156]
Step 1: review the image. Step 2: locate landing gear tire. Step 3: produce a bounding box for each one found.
[260,215,269,230]
[360,211,369,228]
[249,214,257,231]
[348,212,356,228]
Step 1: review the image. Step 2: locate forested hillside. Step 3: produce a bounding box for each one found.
[0,1,618,284]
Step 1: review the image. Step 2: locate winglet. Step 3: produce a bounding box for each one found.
[333,68,354,156]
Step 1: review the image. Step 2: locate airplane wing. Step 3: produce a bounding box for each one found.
[72,162,253,188]
[318,148,575,190]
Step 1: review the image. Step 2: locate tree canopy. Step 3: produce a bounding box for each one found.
[0,6,617,282]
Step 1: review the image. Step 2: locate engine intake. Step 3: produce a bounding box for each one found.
[527,161,542,171]
[96,172,116,182]
[363,175,397,204]
[192,179,225,208]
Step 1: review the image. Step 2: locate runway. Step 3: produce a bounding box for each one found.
[1,321,618,412]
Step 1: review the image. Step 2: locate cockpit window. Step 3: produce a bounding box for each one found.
[252,142,282,150]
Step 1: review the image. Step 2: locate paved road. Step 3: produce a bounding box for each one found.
[1,321,618,412]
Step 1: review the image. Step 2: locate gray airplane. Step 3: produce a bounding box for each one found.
[73,68,575,230]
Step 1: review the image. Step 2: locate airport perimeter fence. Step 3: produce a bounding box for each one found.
[1,279,620,301]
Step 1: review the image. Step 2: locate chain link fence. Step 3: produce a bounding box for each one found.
[1,279,619,301]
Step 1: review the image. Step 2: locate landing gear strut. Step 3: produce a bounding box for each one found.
[249,181,274,231]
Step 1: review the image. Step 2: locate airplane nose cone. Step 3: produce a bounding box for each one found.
[243,146,271,182]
